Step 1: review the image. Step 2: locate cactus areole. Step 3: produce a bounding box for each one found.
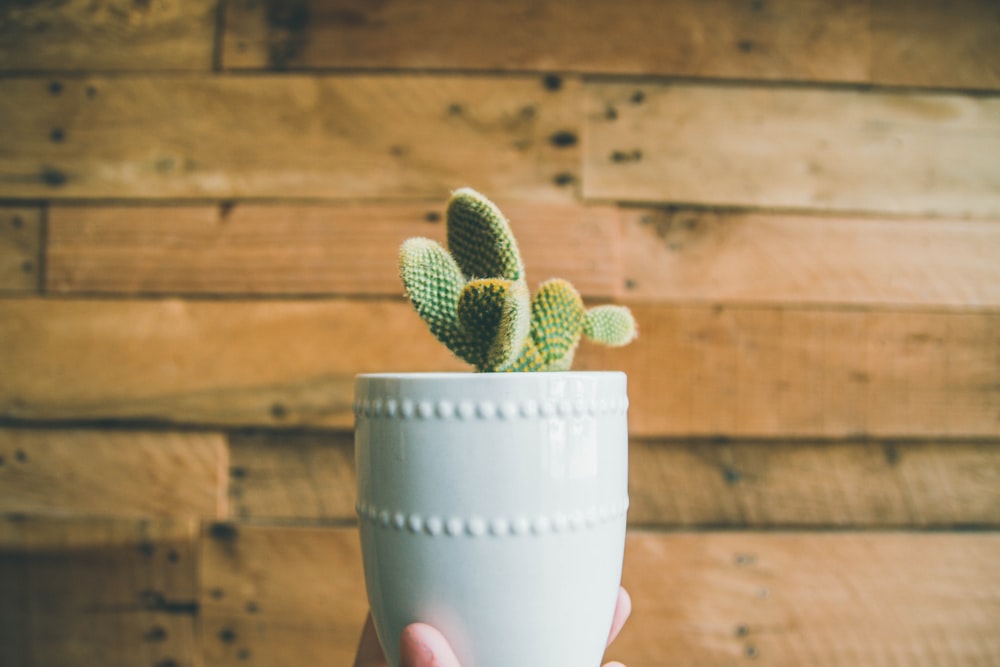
[399,188,637,372]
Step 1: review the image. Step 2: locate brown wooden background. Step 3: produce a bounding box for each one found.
[1,1,999,665]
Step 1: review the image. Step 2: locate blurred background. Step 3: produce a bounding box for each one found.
[1,1,998,665]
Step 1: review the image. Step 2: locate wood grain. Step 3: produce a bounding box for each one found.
[0,297,465,428]
[0,0,217,72]
[627,439,1000,527]
[871,0,1000,90]
[0,208,41,294]
[620,207,1000,307]
[585,83,1000,217]
[0,75,580,201]
[608,531,1000,666]
[222,0,869,83]
[227,430,357,521]
[3,299,998,437]
[0,515,199,667]
[197,524,1000,667]
[228,432,1000,528]
[581,305,1000,438]
[199,522,367,667]
[3,5,999,667]
[0,428,227,519]
[46,201,621,297]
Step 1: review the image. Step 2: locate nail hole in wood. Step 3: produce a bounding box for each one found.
[549,130,578,148]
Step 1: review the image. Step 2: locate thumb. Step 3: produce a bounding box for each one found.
[399,623,462,667]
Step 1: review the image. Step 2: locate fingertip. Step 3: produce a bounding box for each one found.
[620,587,633,619]
[399,623,461,667]
[607,586,633,647]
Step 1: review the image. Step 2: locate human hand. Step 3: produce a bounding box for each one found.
[353,586,632,667]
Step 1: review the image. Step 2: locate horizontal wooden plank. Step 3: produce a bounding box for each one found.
[0,75,580,201]
[0,515,198,667]
[0,428,227,519]
[46,201,621,298]
[871,0,1000,90]
[0,207,40,294]
[627,439,1000,528]
[582,305,1000,438]
[199,522,367,667]
[198,524,1000,667]
[0,0,217,72]
[227,431,356,521]
[228,432,1000,528]
[0,298,464,428]
[223,0,869,83]
[584,83,1000,217]
[2,299,998,437]
[620,208,1000,307]
[609,531,1000,666]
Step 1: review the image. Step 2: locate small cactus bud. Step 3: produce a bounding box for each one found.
[584,305,638,347]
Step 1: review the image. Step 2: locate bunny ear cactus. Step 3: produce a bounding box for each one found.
[399,188,637,372]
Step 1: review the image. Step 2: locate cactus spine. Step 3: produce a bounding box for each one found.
[399,188,636,372]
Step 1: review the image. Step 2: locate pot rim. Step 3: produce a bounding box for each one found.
[357,371,626,379]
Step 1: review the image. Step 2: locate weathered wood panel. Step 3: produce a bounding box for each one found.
[198,524,1000,667]
[0,515,199,667]
[871,0,1000,90]
[199,522,367,667]
[585,83,1000,217]
[0,428,227,519]
[3,299,998,437]
[0,75,580,201]
[0,0,217,72]
[46,202,620,297]
[222,0,869,83]
[620,208,1000,307]
[228,431,356,521]
[0,298,463,428]
[229,432,1000,528]
[627,439,1000,527]
[580,305,1000,438]
[0,207,41,293]
[607,531,1000,666]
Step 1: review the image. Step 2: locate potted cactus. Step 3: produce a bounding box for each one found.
[355,188,637,667]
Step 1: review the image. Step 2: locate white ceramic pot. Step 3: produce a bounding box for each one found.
[354,371,629,667]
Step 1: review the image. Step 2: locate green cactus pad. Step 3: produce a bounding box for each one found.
[531,279,585,366]
[446,188,523,281]
[399,237,467,352]
[457,279,530,372]
[509,279,585,372]
[584,305,639,347]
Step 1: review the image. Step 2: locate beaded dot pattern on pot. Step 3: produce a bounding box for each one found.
[355,496,630,538]
[354,396,629,420]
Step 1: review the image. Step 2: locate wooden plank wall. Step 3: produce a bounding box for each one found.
[1,1,998,665]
